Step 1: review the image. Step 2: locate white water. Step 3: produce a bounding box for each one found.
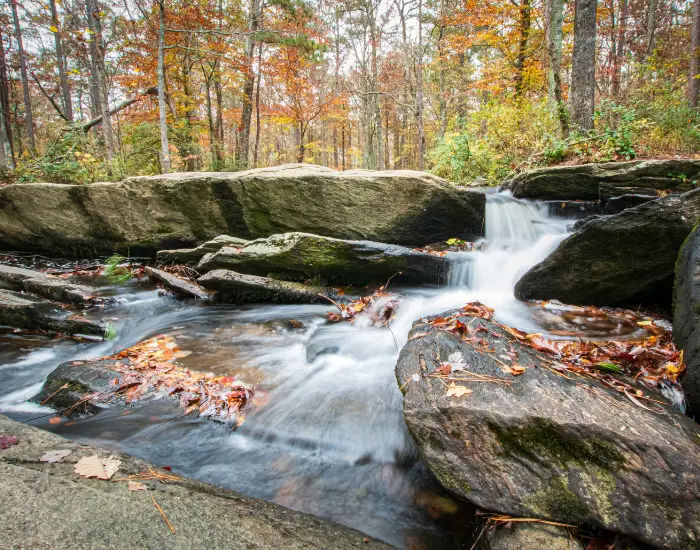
[0,191,573,547]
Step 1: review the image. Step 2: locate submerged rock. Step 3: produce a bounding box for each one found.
[198,269,328,304]
[395,309,700,550]
[0,265,99,307]
[515,189,700,307]
[507,159,699,201]
[0,414,392,549]
[145,266,209,300]
[197,232,449,286]
[0,289,104,336]
[0,164,485,255]
[674,225,700,416]
[156,235,248,265]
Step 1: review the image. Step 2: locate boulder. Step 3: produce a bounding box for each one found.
[156,235,248,265]
[515,189,700,307]
[0,265,99,307]
[396,310,700,550]
[544,200,601,218]
[477,523,584,550]
[198,269,328,304]
[603,194,656,214]
[0,289,104,336]
[0,164,485,256]
[145,266,209,300]
[197,232,449,286]
[673,225,700,416]
[508,160,699,201]
[0,414,392,549]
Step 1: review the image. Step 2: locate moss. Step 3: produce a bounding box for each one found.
[525,475,589,525]
[488,418,625,471]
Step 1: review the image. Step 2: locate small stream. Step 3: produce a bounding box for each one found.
[0,192,641,548]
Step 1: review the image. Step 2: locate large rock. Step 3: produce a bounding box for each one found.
[0,289,104,336]
[197,232,449,286]
[0,414,392,549]
[0,164,485,256]
[0,265,99,307]
[674,225,700,416]
[156,235,249,265]
[145,266,209,300]
[199,269,328,304]
[396,310,700,550]
[477,523,584,550]
[508,160,699,201]
[515,189,700,307]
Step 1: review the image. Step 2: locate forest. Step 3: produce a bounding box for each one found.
[0,0,698,187]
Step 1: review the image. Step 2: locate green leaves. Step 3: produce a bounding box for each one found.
[103,255,132,284]
[594,361,623,374]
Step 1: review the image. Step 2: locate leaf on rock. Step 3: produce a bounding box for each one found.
[595,361,623,374]
[128,480,148,491]
[0,435,19,449]
[40,449,72,463]
[445,383,472,398]
[74,455,121,480]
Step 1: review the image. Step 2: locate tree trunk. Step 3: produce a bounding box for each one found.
[0,28,15,166]
[571,0,597,131]
[253,41,263,168]
[369,4,383,170]
[341,124,346,170]
[236,0,260,169]
[86,0,114,162]
[547,0,568,135]
[10,0,36,154]
[514,0,532,96]
[645,0,657,57]
[49,0,73,122]
[690,0,700,107]
[157,0,171,172]
[204,72,217,170]
[611,0,628,97]
[416,0,425,170]
[296,122,305,163]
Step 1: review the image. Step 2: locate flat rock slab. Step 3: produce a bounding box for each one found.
[0,264,100,307]
[395,310,700,550]
[145,267,209,299]
[0,163,484,255]
[0,414,393,549]
[156,235,249,264]
[507,159,699,201]
[515,188,700,307]
[197,232,449,286]
[199,269,328,304]
[0,289,104,336]
[674,224,700,415]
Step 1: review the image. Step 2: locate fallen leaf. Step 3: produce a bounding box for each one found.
[128,480,148,491]
[40,449,72,463]
[49,416,63,425]
[74,455,121,480]
[445,383,472,398]
[0,435,19,449]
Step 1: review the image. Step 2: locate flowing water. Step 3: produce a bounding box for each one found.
[0,192,629,548]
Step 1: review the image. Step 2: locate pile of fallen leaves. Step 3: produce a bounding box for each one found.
[322,274,400,326]
[100,335,253,423]
[425,301,686,407]
[413,239,485,257]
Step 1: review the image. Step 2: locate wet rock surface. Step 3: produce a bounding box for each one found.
[0,289,104,336]
[395,309,700,550]
[507,159,699,201]
[603,194,656,214]
[674,225,700,415]
[199,269,329,304]
[156,235,249,265]
[0,414,393,549]
[196,232,449,286]
[515,189,700,307]
[145,266,209,300]
[0,164,485,255]
[477,522,584,550]
[0,265,100,307]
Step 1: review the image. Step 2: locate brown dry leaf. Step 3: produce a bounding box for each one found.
[445,383,472,398]
[508,364,526,376]
[48,416,63,425]
[40,449,72,463]
[128,480,148,491]
[74,455,121,480]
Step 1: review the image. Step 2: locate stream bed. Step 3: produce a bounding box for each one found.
[0,192,647,548]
